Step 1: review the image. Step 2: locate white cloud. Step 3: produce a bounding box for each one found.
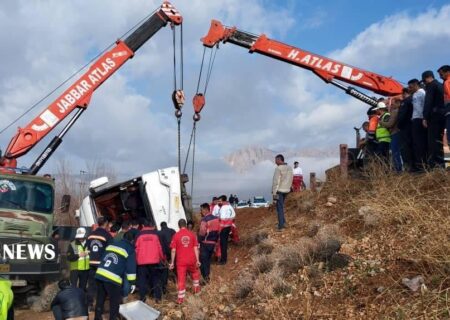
[0,2,449,201]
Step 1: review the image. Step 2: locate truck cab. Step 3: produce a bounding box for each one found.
[77,167,187,231]
[0,173,60,289]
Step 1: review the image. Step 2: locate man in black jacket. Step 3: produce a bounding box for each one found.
[86,217,113,310]
[51,279,88,320]
[422,70,445,169]
[398,88,415,171]
[158,221,176,294]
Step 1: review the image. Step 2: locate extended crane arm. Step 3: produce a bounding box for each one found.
[1,1,182,172]
[201,20,403,106]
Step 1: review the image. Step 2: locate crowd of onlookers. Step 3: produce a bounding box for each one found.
[359,66,450,172]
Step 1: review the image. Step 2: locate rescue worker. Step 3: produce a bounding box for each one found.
[158,221,176,294]
[366,106,379,158]
[198,203,220,282]
[134,219,165,303]
[209,197,218,213]
[51,279,88,320]
[115,221,130,240]
[128,219,140,239]
[291,161,303,192]
[374,102,392,162]
[169,219,201,304]
[0,277,13,320]
[212,195,236,264]
[86,216,113,310]
[67,227,90,290]
[95,231,136,320]
[272,154,293,231]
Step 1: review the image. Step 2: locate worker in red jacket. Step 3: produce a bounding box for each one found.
[169,219,201,304]
[198,203,220,282]
[135,219,165,303]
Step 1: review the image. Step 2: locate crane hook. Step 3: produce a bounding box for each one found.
[172,90,185,110]
[192,93,205,114]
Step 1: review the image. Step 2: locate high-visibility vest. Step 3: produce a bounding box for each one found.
[69,241,90,271]
[0,279,13,320]
[376,112,391,143]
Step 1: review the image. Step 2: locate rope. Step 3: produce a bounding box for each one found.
[182,125,196,174]
[204,47,218,95]
[0,9,157,137]
[172,25,177,91]
[196,48,207,93]
[177,117,181,172]
[180,23,184,90]
[190,122,197,198]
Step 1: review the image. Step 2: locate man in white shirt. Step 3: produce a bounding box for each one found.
[292,161,304,192]
[408,78,427,171]
[212,195,236,265]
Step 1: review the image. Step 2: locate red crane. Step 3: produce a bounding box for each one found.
[0,1,182,174]
[198,20,403,108]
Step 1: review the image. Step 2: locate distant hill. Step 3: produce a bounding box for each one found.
[224,145,338,172]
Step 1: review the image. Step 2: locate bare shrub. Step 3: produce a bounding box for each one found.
[253,267,291,300]
[252,254,274,274]
[277,244,306,275]
[185,296,206,320]
[254,238,274,255]
[315,224,341,244]
[246,230,269,246]
[234,271,255,299]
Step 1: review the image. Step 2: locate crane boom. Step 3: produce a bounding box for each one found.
[201,20,403,105]
[0,1,182,172]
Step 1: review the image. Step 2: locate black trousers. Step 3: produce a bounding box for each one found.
[200,243,215,280]
[399,125,415,171]
[411,118,427,170]
[427,113,445,168]
[137,264,162,301]
[219,227,231,263]
[70,269,89,291]
[94,280,121,320]
[87,266,98,306]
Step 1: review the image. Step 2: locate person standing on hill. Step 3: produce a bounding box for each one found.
[212,195,236,265]
[422,70,445,169]
[409,78,428,171]
[437,65,450,149]
[398,88,415,172]
[272,154,293,231]
[292,161,303,192]
[198,203,220,282]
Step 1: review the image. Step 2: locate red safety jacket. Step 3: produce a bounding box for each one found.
[135,227,165,265]
[170,228,198,266]
[198,213,220,245]
[212,202,236,228]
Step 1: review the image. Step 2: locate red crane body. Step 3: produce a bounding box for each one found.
[1,1,182,173]
[201,20,403,104]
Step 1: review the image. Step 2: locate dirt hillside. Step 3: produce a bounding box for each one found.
[16,168,450,319]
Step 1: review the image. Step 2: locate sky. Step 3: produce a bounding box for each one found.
[0,0,449,203]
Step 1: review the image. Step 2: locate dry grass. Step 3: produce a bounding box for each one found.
[234,271,255,299]
[253,238,274,255]
[252,254,274,274]
[184,296,206,320]
[245,230,269,246]
[253,267,291,300]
